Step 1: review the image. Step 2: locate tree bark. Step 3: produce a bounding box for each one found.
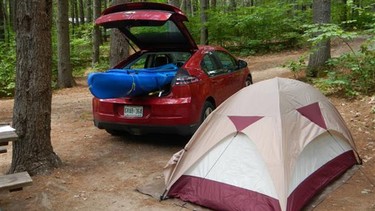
[70,0,76,34]
[228,0,236,11]
[307,0,331,77]
[11,0,61,175]
[57,0,75,88]
[0,1,4,41]
[200,0,208,45]
[86,0,93,23]
[92,0,101,64]
[211,0,217,9]
[79,0,85,24]
[339,0,347,23]
[73,0,79,25]
[8,0,15,30]
[102,0,108,42]
[110,0,129,67]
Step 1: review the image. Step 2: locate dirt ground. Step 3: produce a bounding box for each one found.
[0,39,374,210]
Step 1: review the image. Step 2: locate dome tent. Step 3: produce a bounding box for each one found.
[162,78,360,211]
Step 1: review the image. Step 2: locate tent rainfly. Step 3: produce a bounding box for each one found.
[162,77,361,211]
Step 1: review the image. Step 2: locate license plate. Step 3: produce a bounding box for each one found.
[124,106,143,117]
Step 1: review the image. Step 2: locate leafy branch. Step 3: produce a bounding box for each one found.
[303,23,375,96]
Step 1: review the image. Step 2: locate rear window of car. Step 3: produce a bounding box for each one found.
[124,52,191,69]
[129,20,187,46]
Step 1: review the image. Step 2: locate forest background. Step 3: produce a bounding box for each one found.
[0,0,374,99]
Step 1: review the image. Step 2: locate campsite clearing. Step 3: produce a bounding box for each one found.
[0,39,374,210]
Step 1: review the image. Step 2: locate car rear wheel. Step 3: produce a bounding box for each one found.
[201,101,215,123]
[245,75,253,86]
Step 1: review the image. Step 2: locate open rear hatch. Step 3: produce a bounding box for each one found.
[95,2,198,51]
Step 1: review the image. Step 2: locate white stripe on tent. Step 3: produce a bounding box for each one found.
[288,131,352,195]
[185,132,278,199]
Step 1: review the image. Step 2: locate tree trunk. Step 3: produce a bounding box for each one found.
[228,0,236,11]
[211,0,217,9]
[0,1,4,41]
[79,0,85,24]
[92,0,101,64]
[11,0,61,175]
[57,0,75,88]
[86,0,93,23]
[339,0,347,23]
[73,0,79,25]
[8,0,15,30]
[102,0,107,42]
[243,0,251,7]
[307,0,331,77]
[200,0,208,45]
[110,0,129,67]
[70,0,76,34]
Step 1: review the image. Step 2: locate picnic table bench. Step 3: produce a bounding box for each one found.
[0,172,33,192]
[0,125,33,192]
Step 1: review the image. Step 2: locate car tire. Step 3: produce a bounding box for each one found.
[105,129,122,136]
[201,101,215,123]
[245,75,253,86]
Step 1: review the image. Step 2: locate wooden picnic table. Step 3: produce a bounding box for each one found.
[0,125,18,153]
[0,125,33,192]
[0,128,18,143]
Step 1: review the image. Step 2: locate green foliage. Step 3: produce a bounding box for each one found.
[51,23,109,80]
[70,24,97,76]
[0,24,107,97]
[0,39,16,97]
[347,2,374,29]
[91,44,111,73]
[331,1,375,30]
[303,23,357,48]
[285,55,307,79]
[187,3,310,54]
[312,70,354,96]
[311,39,375,96]
[2,2,374,98]
[226,4,307,53]
[49,23,96,87]
[328,42,375,95]
[304,11,375,96]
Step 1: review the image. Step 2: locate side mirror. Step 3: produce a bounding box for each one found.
[238,59,248,69]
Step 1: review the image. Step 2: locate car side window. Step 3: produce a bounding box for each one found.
[201,54,220,76]
[213,51,238,72]
[129,57,147,69]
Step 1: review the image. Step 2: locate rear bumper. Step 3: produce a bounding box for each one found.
[94,120,198,136]
[92,96,202,135]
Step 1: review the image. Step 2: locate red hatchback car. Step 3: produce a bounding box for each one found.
[92,2,252,136]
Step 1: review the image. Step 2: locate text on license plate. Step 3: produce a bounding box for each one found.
[124,106,143,117]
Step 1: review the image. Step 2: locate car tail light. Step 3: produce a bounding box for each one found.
[172,68,199,86]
